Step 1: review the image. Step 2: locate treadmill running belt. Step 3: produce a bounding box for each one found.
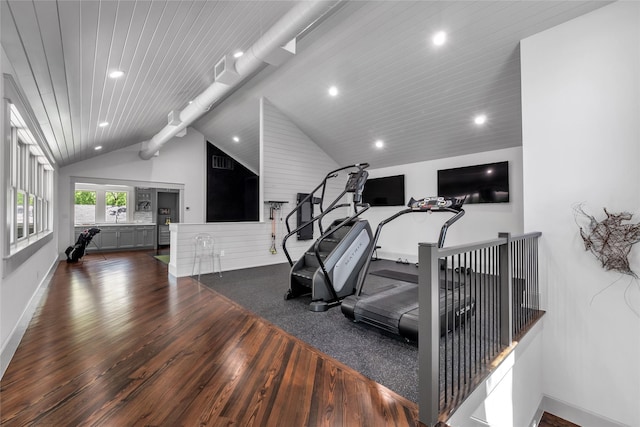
[353,284,418,333]
[370,268,468,290]
[369,269,418,284]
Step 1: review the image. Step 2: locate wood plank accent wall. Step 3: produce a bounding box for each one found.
[261,97,346,255]
[169,98,348,277]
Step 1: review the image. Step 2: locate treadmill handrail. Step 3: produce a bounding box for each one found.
[354,201,465,296]
[437,209,465,248]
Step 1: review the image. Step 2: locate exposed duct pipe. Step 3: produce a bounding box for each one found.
[139,0,341,160]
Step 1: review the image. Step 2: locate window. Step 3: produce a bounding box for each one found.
[73,185,132,225]
[28,194,35,235]
[6,101,54,253]
[42,200,49,231]
[37,197,43,233]
[105,191,128,223]
[75,190,97,224]
[16,190,26,240]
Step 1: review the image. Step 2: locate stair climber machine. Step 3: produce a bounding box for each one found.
[282,163,374,312]
[341,196,476,341]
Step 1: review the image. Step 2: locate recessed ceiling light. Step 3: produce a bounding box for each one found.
[95,146,102,151]
[98,121,109,127]
[328,86,339,97]
[109,70,124,79]
[374,139,384,149]
[432,31,447,46]
[474,114,487,125]
[233,51,244,58]
[233,136,240,143]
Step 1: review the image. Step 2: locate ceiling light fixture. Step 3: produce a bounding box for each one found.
[328,86,339,97]
[98,121,109,127]
[233,136,240,143]
[375,139,384,149]
[109,70,124,79]
[233,51,244,58]
[474,114,487,125]
[432,31,447,46]
[95,146,102,151]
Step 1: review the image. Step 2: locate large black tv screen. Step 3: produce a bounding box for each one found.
[362,175,405,206]
[438,161,509,204]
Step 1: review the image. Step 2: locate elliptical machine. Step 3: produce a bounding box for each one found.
[282,163,372,312]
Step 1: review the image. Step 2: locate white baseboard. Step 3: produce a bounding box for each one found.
[0,261,57,379]
[539,396,627,427]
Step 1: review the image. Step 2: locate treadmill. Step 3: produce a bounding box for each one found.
[341,196,475,341]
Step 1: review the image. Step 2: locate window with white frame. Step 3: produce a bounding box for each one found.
[6,102,54,253]
[104,191,128,223]
[73,185,131,225]
[74,190,97,224]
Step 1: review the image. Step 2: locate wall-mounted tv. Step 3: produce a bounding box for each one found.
[437,161,509,204]
[362,175,405,207]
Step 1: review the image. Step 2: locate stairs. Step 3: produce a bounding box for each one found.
[290,266,317,287]
[289,222,354,290]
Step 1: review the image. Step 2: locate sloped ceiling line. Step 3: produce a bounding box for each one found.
[138,0,341,160]
[2,1,610,169]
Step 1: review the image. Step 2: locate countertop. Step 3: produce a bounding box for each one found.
[75,223,157,227]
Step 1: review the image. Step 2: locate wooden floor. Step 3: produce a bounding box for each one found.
[539,412,581,427]
[0,251,421,426]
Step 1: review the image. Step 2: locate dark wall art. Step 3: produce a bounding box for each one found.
[574,204,640,317]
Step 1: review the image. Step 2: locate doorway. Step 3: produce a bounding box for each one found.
[157,190,179,247]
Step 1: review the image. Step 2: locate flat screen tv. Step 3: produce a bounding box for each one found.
[437,161,509,204]
[362,175,405,207]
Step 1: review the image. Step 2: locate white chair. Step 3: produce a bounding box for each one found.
[191,233,222,280]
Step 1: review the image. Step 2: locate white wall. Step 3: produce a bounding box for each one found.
[261,97,344,261]
[168,98,345,276]
[362,147,523,262]
[0,245,58,377]
[1,47,60,377]
[522,3,640,425]
[447,321,544,427]
[57,128,207,254]
[1,34,5,297]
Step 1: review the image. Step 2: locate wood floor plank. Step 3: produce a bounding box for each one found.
[1,251,420,426]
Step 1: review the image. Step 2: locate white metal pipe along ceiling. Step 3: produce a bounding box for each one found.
[138,0,340,160]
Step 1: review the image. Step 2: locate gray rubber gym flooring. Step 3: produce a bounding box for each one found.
[198,259,421,402]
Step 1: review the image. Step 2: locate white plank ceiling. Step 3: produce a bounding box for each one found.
[2,0,609,170]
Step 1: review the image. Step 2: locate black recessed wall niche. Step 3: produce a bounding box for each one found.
[206,142,259,222]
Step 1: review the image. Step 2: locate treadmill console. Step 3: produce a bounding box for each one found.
[408,196,464,211]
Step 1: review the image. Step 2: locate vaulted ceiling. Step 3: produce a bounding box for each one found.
[2,0,609,171]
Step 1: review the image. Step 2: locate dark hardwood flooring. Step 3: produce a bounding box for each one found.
[539,412,581,427]
[0,251,420,426]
